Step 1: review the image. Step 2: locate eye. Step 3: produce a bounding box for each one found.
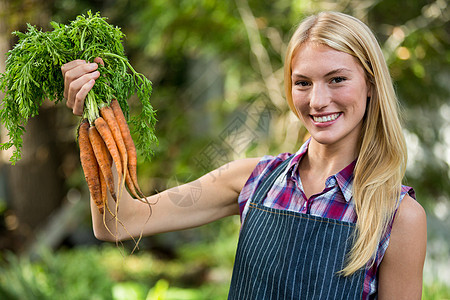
[294,80,310,87]
[330,77,346,84]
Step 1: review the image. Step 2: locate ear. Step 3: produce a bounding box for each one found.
[366,82,373,99]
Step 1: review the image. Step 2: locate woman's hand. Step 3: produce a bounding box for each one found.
[61,57,103,115]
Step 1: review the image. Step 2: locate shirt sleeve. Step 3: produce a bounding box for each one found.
[237,153,292,223]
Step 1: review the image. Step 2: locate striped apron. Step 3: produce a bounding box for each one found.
[228,156,365,299]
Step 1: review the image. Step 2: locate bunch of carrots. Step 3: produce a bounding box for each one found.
[0,12,157,246]
[78,99,146,216]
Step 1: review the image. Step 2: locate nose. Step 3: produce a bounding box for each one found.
[309,83,330,110]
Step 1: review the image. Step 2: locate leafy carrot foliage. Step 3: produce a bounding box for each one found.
[0,11,157,164]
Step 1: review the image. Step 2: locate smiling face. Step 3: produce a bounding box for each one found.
[291,42,371,149]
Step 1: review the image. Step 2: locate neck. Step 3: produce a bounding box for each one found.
[302,138,359,176]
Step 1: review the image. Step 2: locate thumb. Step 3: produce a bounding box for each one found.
[93,57,105,66]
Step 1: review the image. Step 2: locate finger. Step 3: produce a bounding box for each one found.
[72,79,96,116]
[62,61,87,100]
[61,59,87,76]
[66,70,100,109]
[64,63,100,101]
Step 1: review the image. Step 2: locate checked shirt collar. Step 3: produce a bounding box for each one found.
[284,138,355,203]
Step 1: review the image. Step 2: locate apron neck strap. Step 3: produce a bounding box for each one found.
[253,155,294,205]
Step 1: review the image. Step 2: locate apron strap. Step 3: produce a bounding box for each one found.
[253,155,295,205]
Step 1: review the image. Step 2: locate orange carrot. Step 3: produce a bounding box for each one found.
[99,163,107,212]
[78,120,104,214]
[110,99,145,198]
[100,105,128,189]
[88,125,117,202]
[125,170,141,200]
[94,116,123,195]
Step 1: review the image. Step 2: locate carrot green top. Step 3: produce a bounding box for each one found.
[0,11,157,164]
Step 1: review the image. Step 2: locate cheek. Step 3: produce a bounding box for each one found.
[338,87,367,112]
[292,91,307,111]
[292,96,310,123]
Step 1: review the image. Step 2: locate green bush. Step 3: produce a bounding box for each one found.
[0,247,114,300]
[0,243,448,300]
[0,243,232,300]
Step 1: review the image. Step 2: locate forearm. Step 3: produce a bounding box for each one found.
[90,182,233,242]
[89,158,257,242]
[89,178,208,242]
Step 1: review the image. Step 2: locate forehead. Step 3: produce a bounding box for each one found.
[291,42,364,75]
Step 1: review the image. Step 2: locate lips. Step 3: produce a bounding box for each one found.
[311,113,341,123]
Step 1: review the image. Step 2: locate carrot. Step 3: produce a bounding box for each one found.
[99,164,107,212]
[97,140,130,241]
[88,125,117,203]
[100,105,128,190]
[78,120,104,214]
[110,99,145,198]
[125,170,141,200]
[94,116,123,196]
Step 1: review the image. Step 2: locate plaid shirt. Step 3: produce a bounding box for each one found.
[238,139,415,299]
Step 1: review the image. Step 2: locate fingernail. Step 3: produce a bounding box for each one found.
[87,63,97,70]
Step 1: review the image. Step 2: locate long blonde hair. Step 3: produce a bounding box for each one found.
[284,11,407,275]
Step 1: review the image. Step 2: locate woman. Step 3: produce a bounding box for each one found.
[62,11,426,299]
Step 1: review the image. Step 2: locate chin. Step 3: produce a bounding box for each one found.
[307,132,335,144]
[313,136,340,146]
[309,129,361,149]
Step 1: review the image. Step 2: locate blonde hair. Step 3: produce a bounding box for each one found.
[284,11,407,275]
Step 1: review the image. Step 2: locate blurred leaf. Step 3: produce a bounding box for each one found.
[113,282,148,300]
[146,279,169,300]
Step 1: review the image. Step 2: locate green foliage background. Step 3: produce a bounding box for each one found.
[0,0,449,299]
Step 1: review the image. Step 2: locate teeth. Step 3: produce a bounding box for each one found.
[313,113,340,123]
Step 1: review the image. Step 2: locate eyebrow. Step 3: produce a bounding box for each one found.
[292,68,352,79]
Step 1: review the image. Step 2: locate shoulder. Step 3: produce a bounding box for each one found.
[391,186,424,244]
[388,193,427,258]
[253,152,294,177]
[238,153,292,193]
[392,194,427,241]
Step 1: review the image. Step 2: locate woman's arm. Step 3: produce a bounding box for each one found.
[378,194,427,299]
[91,158,259,241]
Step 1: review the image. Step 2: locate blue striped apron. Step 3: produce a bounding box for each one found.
[228,156,365,299]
